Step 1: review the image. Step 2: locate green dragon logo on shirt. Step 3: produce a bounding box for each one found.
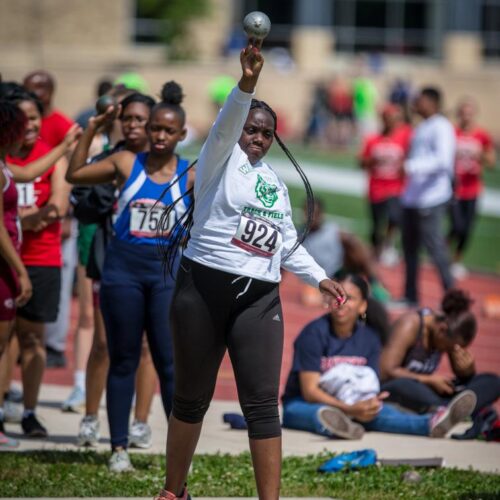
[255,174,278,208]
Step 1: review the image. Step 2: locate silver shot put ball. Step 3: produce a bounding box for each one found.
[95,95,116,115]
[243,11,271,40]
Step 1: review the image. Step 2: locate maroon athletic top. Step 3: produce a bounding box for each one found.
[1,162,20,252]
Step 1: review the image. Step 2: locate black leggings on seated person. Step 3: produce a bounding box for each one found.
[381,373,500,416]
[170,257,284,440]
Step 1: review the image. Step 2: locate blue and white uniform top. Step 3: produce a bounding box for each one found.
[185,86,328,287]
[114,152,190,246]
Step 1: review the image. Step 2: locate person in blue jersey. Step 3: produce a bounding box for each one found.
[154,41,346,500]
[66,81,193,473]
[71,91,164,451]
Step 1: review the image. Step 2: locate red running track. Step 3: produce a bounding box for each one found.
[30,263,500,402]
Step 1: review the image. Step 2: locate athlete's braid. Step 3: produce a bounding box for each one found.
[157,99,315,277]
[155,160,196,278]
[250,99,315,259]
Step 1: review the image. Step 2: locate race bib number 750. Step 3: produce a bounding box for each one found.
[129,200,175,238]
[231,212,282,258]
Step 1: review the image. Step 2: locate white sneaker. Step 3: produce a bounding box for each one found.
[3,400,22,423]
[109,448,134,473]
[450,262,468,280]
[317,406,365,440]
[62,386,85,413]
[430,390,476,438]
[379,246,399,267]
[77,415,100,446]
[128,420,152,449]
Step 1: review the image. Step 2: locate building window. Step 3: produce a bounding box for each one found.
[133,1,165,44]
[482,1,500,57]
[334,0,430,55]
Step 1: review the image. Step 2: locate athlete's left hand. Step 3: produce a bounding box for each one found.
[319,279,347,307]
[16,272,33,307]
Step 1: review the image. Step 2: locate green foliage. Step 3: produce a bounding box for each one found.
[136,0,210,59]
[1,450,499,499]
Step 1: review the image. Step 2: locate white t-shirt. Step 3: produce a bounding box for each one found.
[185,87,328,287]
[402,114,456,209]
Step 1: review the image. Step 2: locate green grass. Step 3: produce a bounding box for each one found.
[287,186,500,275]
[1,450,499,499]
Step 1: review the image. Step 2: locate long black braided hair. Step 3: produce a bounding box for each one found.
[157,98,315,277]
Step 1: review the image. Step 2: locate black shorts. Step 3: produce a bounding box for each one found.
[370,196,402,227]
[17,266,61,323]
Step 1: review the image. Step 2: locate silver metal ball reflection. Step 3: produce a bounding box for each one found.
[243,11,271,40]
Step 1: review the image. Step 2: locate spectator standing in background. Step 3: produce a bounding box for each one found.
[327,78,353,148]
[6,88,72,437]
[449,98,496,279]
[399,88,455,307]
[23,71,73,148]
[0,100,77,447]
[389,78,411,109]
[352,76,378,140]
[74,78,113,130]
[359,103,411,266]
[24,70,76,368]
[303,83,330,146]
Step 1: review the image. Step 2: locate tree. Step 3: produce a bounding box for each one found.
[136,0,210,59]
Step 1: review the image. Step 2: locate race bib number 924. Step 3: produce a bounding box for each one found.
[231,212,282,258]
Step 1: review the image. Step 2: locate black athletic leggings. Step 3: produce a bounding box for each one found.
[449,198,477,253]
[369,196,402,250]
[381,373,500,416]
[170,257,284,440]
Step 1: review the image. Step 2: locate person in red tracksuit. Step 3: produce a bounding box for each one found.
[359,103,411,265]
[449,98,496,279]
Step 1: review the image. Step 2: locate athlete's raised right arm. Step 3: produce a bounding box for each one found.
[66,107,126,185]
[196,41,264,189]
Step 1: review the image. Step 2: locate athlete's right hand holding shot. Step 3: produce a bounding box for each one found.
[155,38,346,500]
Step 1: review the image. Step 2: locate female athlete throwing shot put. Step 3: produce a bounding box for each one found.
[155,40,346,500]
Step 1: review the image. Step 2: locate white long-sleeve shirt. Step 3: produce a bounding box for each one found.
[184,86,328,287]
[402,114,456,208]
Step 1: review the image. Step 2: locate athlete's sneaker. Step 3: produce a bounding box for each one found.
[61,386,85,413]
[3,400,22,423]
[129,420,152,449]
[379,246,399,267]
[5,386,23,403]
[108,448,134,473]
[77,415,100,446]
[451,262,469,280]
[430,390,477,438]
[21,413,48,438]
[155,485,191,499]
[317,406,365,440]
[0,430,19,449]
